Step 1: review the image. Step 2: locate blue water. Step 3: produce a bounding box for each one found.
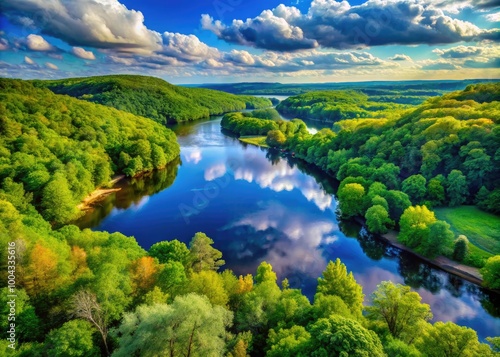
[77,117,500,341]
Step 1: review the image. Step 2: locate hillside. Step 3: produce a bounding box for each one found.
[276,90,408,122]
[32,75,272,124]
[198,79,499,104]
[0,78,180,223]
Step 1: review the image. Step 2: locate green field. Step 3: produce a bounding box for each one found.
[435,206,500,266]
[239,136,269,148]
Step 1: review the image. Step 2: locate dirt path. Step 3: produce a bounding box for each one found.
[77,175,125,211]
[380,230,483,286]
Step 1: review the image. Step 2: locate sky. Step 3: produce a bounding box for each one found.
[0,0,499,84]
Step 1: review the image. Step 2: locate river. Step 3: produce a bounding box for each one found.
[76,116,500,341]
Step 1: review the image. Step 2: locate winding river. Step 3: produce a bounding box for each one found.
[76,116,500,341]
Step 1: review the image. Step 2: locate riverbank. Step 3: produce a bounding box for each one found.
[77,175,125,211]
[239,136,268,148]
[379,229,484,286]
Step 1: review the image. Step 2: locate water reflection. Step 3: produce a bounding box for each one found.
[75,158,180,228]
[77,118,500,340]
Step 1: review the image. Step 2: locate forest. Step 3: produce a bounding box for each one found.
[1,76,499,356]
[0,78,180,223]
[221,83,500,286]
[32,75,272,124]
[199,79,498,105]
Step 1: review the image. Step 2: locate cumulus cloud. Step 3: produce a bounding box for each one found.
[2,0,162,53]
[202,0,496,51]
[72,47,96,60]
[24,56,35,65]
[485,12,500,22]
[421,60,460,70]
[389,54,412,61]
[45,62,58,70]
[433,45,483,58]
[26,34,55,51]
[201,11,318,51]
[160,32,220,62]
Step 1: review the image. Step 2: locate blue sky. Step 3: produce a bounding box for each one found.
[0,0,499,83]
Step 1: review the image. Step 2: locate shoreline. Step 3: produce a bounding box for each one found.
[77,175,125,211]
[378,229,484,287]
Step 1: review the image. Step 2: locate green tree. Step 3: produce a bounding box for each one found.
[317,259,364,317]
[185,270,229,306]
[365,205,392,234]
[446,170,468,207]
[398,205,436,249]
[255,261,278,284]
[267,326,310,357]
[384,190,412,222]
[156,261,187,294]
[44,320,99,357]
[366,281,432,344]
[41,172,77,223]
[402,174,427,204]
[453,235,470,262]
[427,177,445,206]
[112,294,233,357]
[338,183,366,218]
[481,256,500,290]
[149,239,190,265]
[266,130,287,147]
[420,220,454,258]
[188,232,225,273]
[305,315,385,357]
[416,321,487,357]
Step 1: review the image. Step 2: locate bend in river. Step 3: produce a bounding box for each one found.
[76,116,500,341]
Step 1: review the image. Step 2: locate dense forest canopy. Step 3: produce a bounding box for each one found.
[32,75,272,124]
[221,82,500,274]
[0,78,180,223]
[0,75,498,356]
[276,90,409,123]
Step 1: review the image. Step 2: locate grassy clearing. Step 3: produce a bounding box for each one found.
[435,206,500,267]
[239,136,269,148]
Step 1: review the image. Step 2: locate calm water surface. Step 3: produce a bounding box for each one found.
[77,116,500,341]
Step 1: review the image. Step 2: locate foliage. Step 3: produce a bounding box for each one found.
[365,205,392,234]
[305,315,386,357]
[337,183,366,218]
[317,259,364,318]
[481,256,500,290]
[453,235,470,262]
[398,205,437,250]
[112,294,233,357]
[366,281,432,343]
[0,78,179,223]
[44,320,100,357]
[277,90,407,123]
[416,321,491,357]
[33,75,271,124]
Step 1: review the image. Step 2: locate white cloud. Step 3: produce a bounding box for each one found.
[45,62,58,70]
[389,54,412,61]
[24,56,35,65]
[485,12,500,22]
[201,0,492,51]
[2,0,162,53]
[72,47,96,60]
[26,34,54,51]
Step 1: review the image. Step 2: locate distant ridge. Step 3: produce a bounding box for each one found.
[32,74,272,124]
